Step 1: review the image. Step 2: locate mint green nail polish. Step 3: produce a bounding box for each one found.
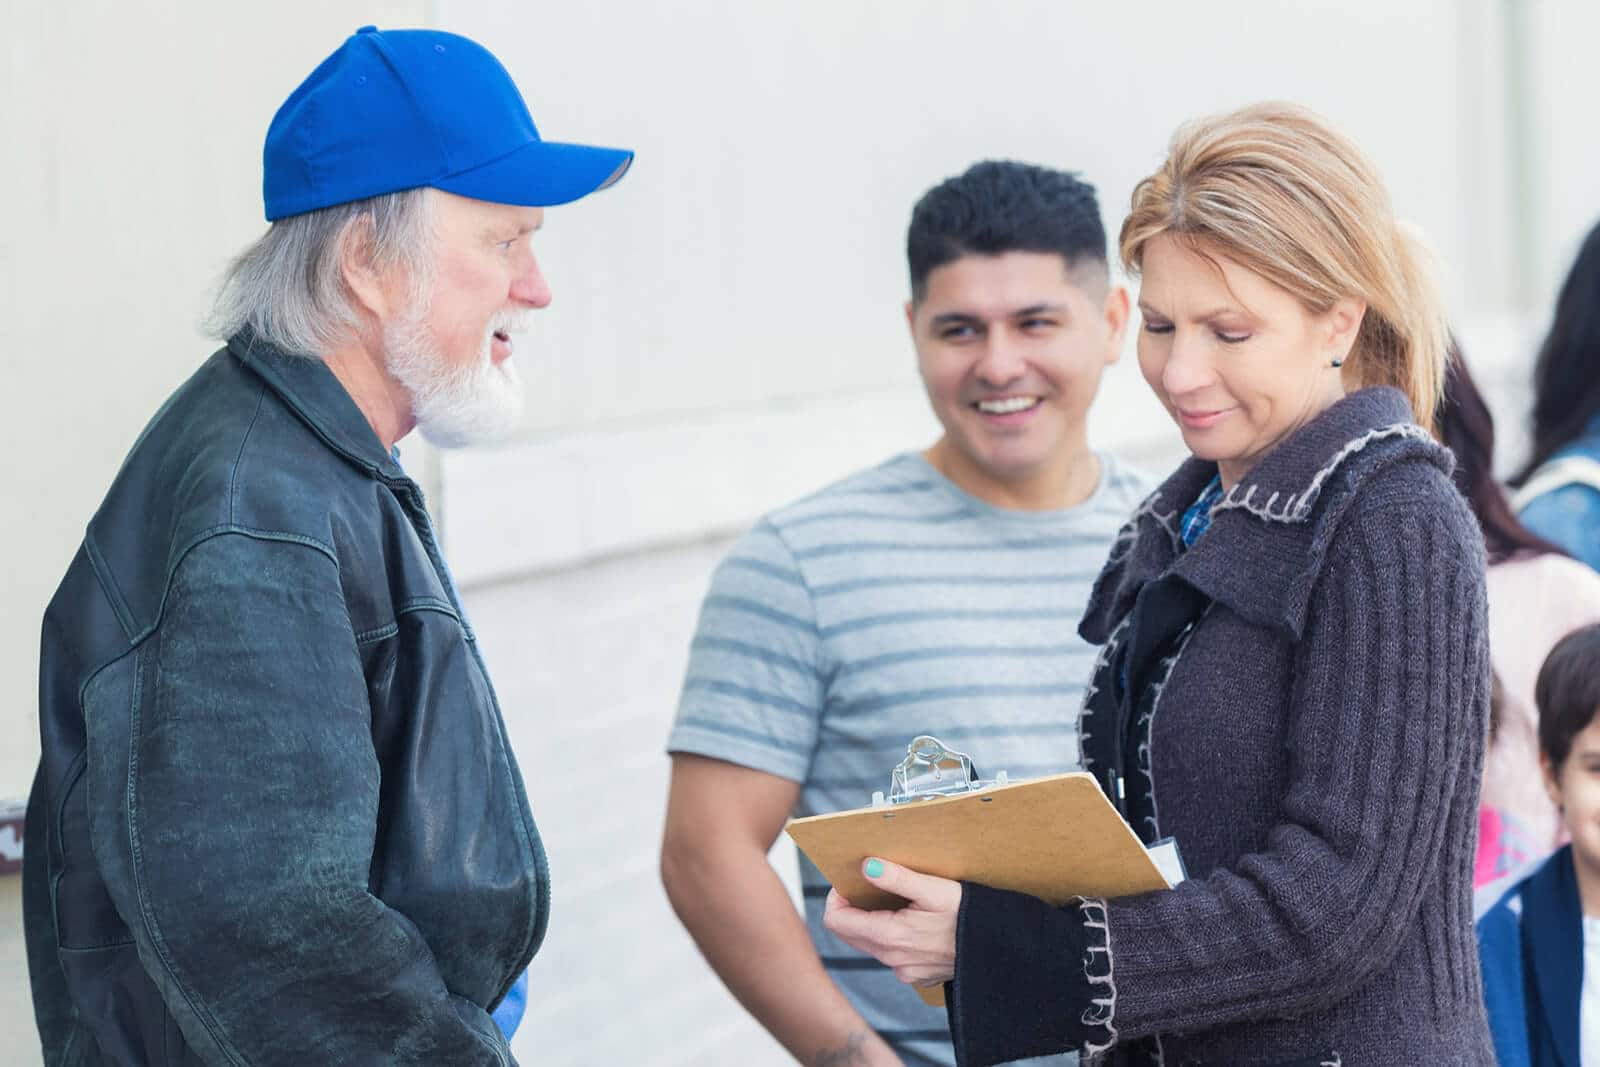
[865,858,884,878]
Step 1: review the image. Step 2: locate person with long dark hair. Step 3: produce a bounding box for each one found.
[1440,343,1600,883]
[1512,221,1600,571]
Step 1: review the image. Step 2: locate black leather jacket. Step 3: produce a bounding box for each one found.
[24,331,546,1065]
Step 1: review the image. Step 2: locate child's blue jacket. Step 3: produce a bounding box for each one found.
[1478,844,1583,1067]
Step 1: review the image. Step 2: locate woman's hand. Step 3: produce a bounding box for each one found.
[821,857,962,987]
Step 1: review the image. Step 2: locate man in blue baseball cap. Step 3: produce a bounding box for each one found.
[23,26,629,1065]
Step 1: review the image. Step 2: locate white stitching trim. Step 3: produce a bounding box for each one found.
[1209,422,1431,524]
[1126,489,1183,544]
[1078,898,1118,1056]
[1077,616,1132,772]
[1135,627,1195,838]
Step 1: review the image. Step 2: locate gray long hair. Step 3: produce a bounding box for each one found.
[206,188,435,357]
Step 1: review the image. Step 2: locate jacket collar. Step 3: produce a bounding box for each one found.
[227,328,407,483]
[1522,845,1583,1065]
[1080,387,1450,643]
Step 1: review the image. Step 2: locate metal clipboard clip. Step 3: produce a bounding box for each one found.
[870,735,1010,808]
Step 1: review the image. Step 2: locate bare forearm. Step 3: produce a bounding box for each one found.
[663,845,899,1066]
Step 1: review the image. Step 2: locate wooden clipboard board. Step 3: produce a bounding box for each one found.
[785,770,1171,1006]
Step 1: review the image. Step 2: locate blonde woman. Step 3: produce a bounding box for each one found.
[824,103,1495,1066]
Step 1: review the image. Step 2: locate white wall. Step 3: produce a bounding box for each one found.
[433,0,1535,585]
[0,0,429,801]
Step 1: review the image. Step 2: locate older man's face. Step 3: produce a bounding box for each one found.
[384,190,550,447]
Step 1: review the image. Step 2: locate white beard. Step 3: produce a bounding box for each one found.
[384,306,528,448]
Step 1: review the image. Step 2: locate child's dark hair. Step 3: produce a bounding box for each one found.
[906,161,1107,303]
[1536,622,1600,767]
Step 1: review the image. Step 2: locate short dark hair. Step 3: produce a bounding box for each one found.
[1536,622,1600,768]
[906,161,1107,303]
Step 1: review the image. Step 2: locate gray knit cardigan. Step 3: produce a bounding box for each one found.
[947,387,1496,1066]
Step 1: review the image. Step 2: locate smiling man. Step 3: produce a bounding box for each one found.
[660,162,1148,1067]
[23,26,628,1065]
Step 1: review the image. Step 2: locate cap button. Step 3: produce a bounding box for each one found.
[356,24,378,34]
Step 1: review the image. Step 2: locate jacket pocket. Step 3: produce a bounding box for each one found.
[57,941,194,1064]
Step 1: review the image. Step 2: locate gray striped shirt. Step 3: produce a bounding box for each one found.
[668,451,1150,1067]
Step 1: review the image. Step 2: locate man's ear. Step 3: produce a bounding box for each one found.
[1326,297,1367,366]
[1103,284,1131,364]
[904,298,917,337]
[340,214,391,320]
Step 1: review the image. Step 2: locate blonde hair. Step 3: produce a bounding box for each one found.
[1118,102,1447,433]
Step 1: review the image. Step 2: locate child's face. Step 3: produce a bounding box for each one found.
[1543,709,1600,877]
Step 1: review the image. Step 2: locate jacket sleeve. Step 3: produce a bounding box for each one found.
[950,494,1489,1056]
[88,532,513,1065]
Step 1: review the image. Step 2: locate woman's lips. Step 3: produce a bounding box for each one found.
[1177,406,1233,429]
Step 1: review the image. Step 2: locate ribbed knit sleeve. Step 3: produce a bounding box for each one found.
[948,486,1490,1062]
[1098,493,1489,1038]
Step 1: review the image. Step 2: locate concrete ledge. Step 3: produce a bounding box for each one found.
[438,370,1185,588]
[440,385,943,587]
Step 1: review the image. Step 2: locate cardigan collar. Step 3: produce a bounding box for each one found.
[1081,386,1452,643]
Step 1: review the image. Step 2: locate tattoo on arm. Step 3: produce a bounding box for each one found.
[814,1030,872,1067]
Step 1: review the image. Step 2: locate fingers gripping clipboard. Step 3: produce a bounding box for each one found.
[784,736,1174,1007]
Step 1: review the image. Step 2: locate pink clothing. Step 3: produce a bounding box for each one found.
[1474,807,1536,886]
[1477,551,1600,884]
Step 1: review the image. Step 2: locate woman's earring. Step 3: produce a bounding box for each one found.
[1330,357,1344,368]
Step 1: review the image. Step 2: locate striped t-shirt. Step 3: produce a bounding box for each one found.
[667,450,1150,1067]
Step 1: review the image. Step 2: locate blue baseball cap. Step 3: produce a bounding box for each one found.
[263,26,633,221]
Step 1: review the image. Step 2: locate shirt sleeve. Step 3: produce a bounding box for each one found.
[89,532,513,1065]
[666,518,827,783]
[949,491,1490,1054]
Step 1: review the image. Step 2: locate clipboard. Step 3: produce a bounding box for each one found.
[785,736,1173,1007]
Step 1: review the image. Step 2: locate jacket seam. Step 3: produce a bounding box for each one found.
[115,526,339,648]
[354,622,400,645]
[226,387,270,527]
[83,533,138,641]
[48,749,90,959]
[354,601,467,646]
[57,938,138,952]
[395,596,460,619]
[125,645,246,1065]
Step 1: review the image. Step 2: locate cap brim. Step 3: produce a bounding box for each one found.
[433,139,633,208]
